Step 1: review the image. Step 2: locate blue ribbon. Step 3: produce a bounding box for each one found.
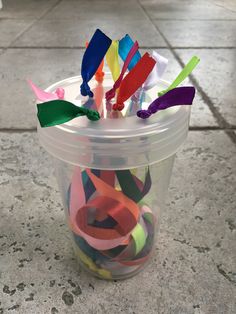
[118,34,141,71]
[80,29,112,97]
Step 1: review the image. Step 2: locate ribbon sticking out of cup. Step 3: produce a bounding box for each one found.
[85,41,105,83]
[113,53,156,111]
[143,51,168,91]
[68,166,156,279]
[37,99,100,127]
[158,56,200,96]
[118,34,141,71]
[137,86,196,119]
[28,80,65,102]
[105,41,139,101]
[80,29,112,97]
[106,40,120,82]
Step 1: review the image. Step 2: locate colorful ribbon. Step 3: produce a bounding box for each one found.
[158,56,200,96]
[118,34,141,71]
[143,51,168,90]
[105,41,139,101]
[37,100,100,127]
[68,166,156,279]
[106,40,120,82]
[80,29,112,97]
[85,41,105,83]
[113,53,156,111]
[116,167,151,203]
[28,80,65,101]
[137,86,196,119]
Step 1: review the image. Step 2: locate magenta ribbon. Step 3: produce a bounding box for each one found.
[105,41,139,101]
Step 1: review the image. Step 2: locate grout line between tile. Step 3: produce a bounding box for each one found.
[0,128,37,133]
[137,0,236,145]
[0,46,235,50]
[1,16,235,22]
[189,126,236,131]
[148,18,236,21]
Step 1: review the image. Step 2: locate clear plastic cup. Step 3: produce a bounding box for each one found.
[37,74,191,280]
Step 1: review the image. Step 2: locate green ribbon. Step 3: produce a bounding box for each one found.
[37,100,100,127]
[116,170,143,202]
[131,223,146,255]
[158,56,200,96]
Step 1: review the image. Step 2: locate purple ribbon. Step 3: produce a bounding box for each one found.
[137,86,196,119]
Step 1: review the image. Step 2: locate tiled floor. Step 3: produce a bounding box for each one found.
[0,1,235,313]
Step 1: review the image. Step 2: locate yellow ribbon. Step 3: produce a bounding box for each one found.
[106,40,120,82]
[75,245,112,279]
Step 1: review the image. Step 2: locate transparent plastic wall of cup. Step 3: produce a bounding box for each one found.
[37,74,191,280]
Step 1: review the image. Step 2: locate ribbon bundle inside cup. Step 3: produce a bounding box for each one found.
[68,167,155,279]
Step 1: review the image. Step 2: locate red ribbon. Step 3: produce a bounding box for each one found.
[113,53,156,111]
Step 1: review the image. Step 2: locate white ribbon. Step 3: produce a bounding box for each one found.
[143,51,168,90]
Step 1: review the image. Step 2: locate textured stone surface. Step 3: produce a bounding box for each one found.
[154,20,236,47]
[0,131,235,314]
[44,0,146,20]
[0,19,34,47]
[140,0,236,20]
[0,0,59,19]
[175,49,236,126]
[13,18,166,48]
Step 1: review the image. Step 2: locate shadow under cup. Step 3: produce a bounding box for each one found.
[37,74,191,280]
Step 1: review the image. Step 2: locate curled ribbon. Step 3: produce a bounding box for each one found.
[113,53,156,111]
[116,167,151,203]
[80,29,112,97]
[137,86,196,119]
[69,167,156,278]
[37,99,100,127]
[106,40,120,82]
[158,56,200,96]
[86,169,140,222]
[118,34,141,71]
[105,41,139,101]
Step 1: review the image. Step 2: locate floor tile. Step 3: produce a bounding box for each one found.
[153,20,236,47]
[0,48,84,128]
[13,18,166,48]
[0,19,34,47]
[211,0,236,12]
[0,0,59,19]
[176,49,236,126]
[0,131,235,313]
[140,0,236,20]
[43,0,146,20]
